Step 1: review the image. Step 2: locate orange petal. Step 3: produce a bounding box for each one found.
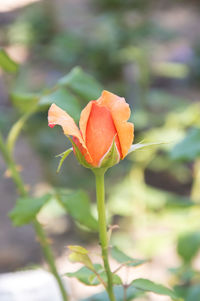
[79,100,93,141]
[48,103,86,148]
[73,136,93,165]
[97,90,134,158]
[85,102,121,166]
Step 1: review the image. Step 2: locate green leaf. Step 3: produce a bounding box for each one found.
[186,285,200,301]
[174,285,188,299]
[177,231,200,263]
[111,246,147,267]
[68,245,88,254]
[170,128,200,162]
[58,67,103,101]
[68,246,94,270]
[11,92,39,113]
[99,138,120,168]
[56,148,73,173]
[170,266,197,283]
[66,264,121,286]
[57,190,98,231]
[39,88,81,121]
[66,264,101,286]
[0,48,18,73]
[9,194,51,226]
[80,285,143,301]
[131,278,178,299]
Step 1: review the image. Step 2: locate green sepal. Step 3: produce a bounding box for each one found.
[68,136,92,168]
[68,135,120,170]
[128,142,165,154]
[56,148,73,173]
[99,137,120,168]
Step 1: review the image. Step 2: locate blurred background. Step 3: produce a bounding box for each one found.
[0,0,200,300]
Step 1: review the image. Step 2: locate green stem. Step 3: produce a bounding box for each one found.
[33,222,68,301]
[7,104,37,155]
[0,132,68,301]
[94,169,116,301]
[123,286,127,301]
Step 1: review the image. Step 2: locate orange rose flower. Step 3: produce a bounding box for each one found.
[48,90,134,168]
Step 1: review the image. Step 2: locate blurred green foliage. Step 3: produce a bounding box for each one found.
[66,264,122,286]
[1,0,200,300]
[177,231,200,264]
[171,128,200,162]
[0,48,18,73]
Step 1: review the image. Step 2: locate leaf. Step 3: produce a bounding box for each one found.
[186,285,200,301]
[170,128,200,162]
[9,194,51,226]
[128,142,165,154]
[56,148,73,173]
[58,67,103,101]
[11,92,39,113]
[131,278,178,299]
[111,246,147,267]
[68,249,94,270]
[68,245,89,254]
[80,285,143,301]
[66,265,99,286]
[177,231,200,263]
[57,189,98,231]
[174,285,188,299]
[66,264,122,286]
[0,48,18,73]
[39,88,81,121]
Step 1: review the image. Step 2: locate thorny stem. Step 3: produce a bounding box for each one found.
[0,131,68,301]
[94,168,116,301]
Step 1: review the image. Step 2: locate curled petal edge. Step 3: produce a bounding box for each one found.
[48,103,87,149]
